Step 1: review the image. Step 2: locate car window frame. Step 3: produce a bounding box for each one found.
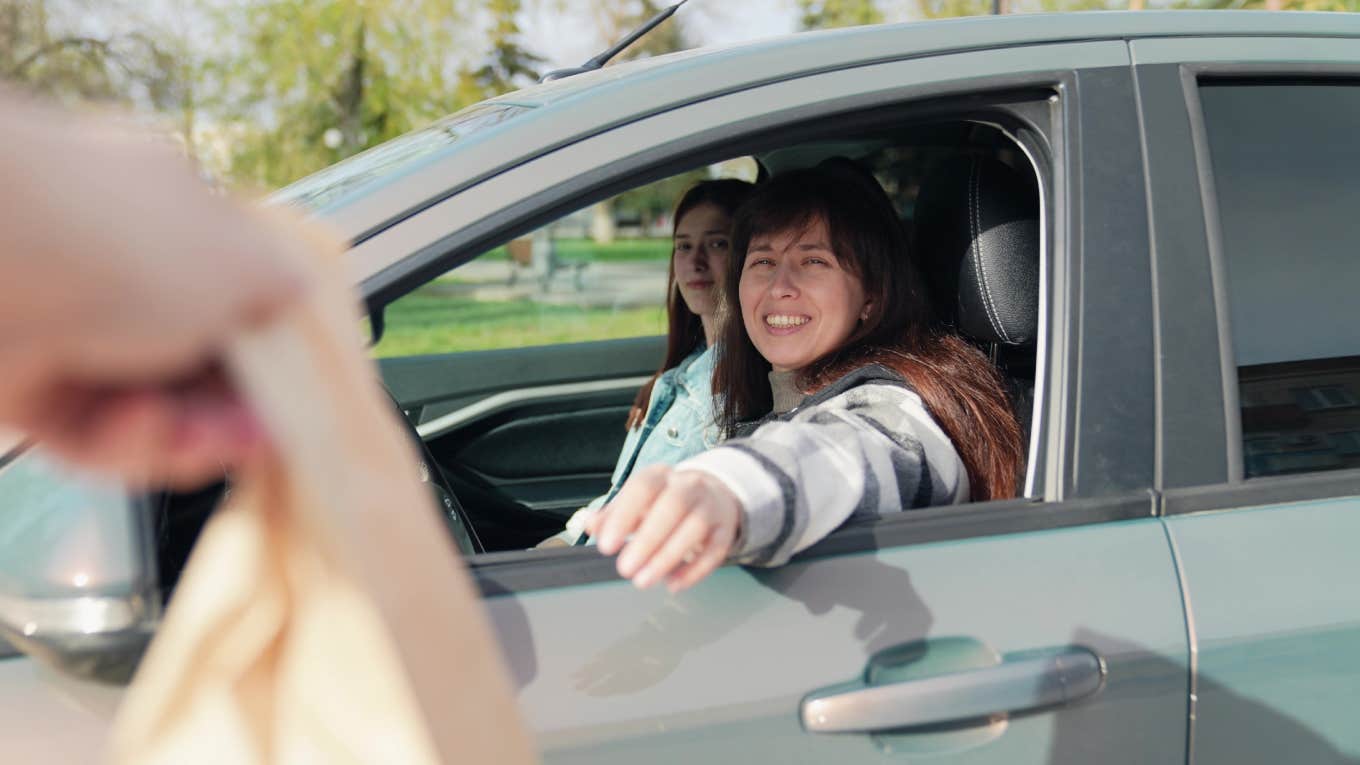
[347,43,1164,594]
[1131,42,1360,512]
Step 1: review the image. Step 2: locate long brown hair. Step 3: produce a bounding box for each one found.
[626,178,755,430]
[715,162,1024,501]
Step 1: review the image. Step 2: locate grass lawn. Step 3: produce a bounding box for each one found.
[374,291,666,357]
[475,237,670,264]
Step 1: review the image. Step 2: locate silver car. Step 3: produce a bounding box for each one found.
[4,10,1360,763]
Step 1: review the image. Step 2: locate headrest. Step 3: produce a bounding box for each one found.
[914,155,1040,347]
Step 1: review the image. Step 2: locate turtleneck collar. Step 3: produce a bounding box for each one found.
[768,369,804,414]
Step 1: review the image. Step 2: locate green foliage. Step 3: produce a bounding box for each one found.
[554,237,672,262]
[470,238,672,263]
[468,0,543,95]
[915,0,993,16]
[0,0,182,107]
[206,0,484,189]
[798,0,886,29]
[611,169,709,233]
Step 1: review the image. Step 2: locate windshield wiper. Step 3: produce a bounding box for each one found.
[540,1,688,83]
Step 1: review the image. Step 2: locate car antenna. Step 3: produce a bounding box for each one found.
[539,1,689,83]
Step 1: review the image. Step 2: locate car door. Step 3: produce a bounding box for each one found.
[1135,36,1360,763]
[361,40,1192,763]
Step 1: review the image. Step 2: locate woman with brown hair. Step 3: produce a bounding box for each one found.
[548,178,754,545]
[582,160,1024,588]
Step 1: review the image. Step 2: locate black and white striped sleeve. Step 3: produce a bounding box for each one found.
[676,382,968,567]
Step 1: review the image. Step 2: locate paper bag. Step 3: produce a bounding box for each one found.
[108,215,537,764]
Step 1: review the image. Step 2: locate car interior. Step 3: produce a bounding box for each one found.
[152,114,1045,594]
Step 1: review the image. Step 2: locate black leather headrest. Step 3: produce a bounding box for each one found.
[914,156,1040,347]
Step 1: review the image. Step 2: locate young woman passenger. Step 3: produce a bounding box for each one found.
[546,179,754,546]
[582,161,1025,588]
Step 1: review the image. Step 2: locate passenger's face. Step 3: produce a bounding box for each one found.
[739,217,870,373]
[673,203,733,319]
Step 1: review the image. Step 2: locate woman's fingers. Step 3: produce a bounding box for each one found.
[615,482,692,579]
[23,367,267,489]
[632,511,713,590]
[599,469,744,590]
[592,465,671,555]
[666,522,737,593]
[616,469,720,578]
[44,388,171,483]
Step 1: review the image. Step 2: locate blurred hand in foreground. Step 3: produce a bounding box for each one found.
[0,92,309,488]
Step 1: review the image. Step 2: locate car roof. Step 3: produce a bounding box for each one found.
[287,10,1360,244]
[498,10,1360,110]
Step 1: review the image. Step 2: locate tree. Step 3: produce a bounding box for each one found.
[0,0,181,108]
[798,0,886,29]
[207,0,482,189]
[463,0,544,99]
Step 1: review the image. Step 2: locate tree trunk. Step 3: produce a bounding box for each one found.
[338,19,367,154]
[591,200,616,245]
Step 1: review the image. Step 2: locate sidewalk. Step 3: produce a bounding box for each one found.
[428,258,671,310]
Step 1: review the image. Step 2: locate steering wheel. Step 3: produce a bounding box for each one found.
[386,394,483,556]
[155,398,482,596]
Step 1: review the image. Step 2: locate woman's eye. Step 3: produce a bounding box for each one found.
[708,238,729,251]
[674,243,692,254]
[744,257,773,269]
[804,257,828,267]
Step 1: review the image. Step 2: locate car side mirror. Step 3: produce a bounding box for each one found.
[0,446,160,684]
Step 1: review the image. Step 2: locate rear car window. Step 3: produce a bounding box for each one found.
[1200,82,1360,478]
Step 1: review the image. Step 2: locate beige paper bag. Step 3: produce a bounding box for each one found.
[108,216,537,764]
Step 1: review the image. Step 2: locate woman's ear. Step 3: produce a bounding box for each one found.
[859,301,874,322]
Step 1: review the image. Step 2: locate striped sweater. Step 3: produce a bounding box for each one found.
[678,364,968,566]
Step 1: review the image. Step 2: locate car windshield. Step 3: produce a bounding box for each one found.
[271,101,533,215]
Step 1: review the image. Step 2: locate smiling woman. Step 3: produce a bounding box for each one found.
[585,161,1025,590]
[739,215,870,373]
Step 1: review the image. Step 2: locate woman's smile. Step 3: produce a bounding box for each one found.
[763,313,811,332]
[739,217,868,372]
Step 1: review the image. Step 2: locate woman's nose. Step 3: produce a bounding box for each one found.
[769,261,798,297]
[692,244,709,271]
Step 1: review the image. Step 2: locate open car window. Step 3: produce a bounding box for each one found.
[371,117,1044,558]
[371,159,758,358]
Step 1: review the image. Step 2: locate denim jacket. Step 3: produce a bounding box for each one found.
[588,344,720,511]
[553,345,720,545]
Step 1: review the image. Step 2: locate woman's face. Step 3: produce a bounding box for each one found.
[672,203,733,318]
[739,216,870,373]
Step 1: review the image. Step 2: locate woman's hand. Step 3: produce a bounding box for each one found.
[0,93,307,488]
[583,465,743,592]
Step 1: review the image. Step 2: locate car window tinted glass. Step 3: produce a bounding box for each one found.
[1200,82,1360,478]
[371,159,758,357]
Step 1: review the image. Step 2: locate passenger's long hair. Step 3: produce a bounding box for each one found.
[626,179,755,430]
[714,163,1023,501]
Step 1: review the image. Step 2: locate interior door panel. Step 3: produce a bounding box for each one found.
[378,335,664,549]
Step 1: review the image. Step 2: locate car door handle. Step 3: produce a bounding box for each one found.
[801,646,1104,733]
